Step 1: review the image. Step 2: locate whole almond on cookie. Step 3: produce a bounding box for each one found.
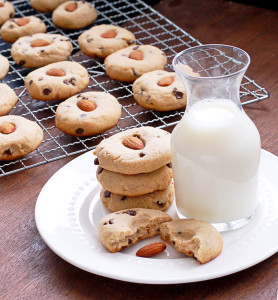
[136,242,166,257]
[31,39,52,47]
[157,76,174,87]
[123,136,144,150]
[46,68,65,77]
[77,99,97,112]
[0,122,16,134]
[65,2,78,12]
[129,50,144,60]
[16,18,29,26]
[101,30,117,38]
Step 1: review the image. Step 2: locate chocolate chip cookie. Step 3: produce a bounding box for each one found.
[30,0,68,12]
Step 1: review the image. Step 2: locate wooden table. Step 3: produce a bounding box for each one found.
[1,0,278,299]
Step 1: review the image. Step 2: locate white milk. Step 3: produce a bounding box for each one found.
[171,99,261,223]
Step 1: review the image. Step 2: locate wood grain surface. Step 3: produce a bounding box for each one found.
[1,0,278,299]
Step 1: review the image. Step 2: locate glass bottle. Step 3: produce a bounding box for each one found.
[171,44,261,231]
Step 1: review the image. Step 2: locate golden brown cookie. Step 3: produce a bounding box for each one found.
[0,83,17,116]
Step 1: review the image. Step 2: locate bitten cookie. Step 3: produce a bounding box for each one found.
[78,24,136,58]
[0,83,17,116]
[11,33,72,68]
[52,1,97,29]
[55,92,121,136]
[1,16,47,43]
[96,164,173,196]
[25,61,89,101]
[30,0,68,12]
[100,183,174,212]
[0,0,14,26]
[94,126,171,174]
[0,115,43,160]
[104,45,167,82]
[98,208,173,252]
[160,219,223,264]
[0,55,9,79]
[132,70,187,111]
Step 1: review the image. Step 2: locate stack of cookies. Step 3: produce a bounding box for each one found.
[94,126,174,212]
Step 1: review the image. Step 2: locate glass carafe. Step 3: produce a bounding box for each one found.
[171,44,261,231]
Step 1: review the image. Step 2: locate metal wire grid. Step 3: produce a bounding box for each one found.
[0,0,269,177]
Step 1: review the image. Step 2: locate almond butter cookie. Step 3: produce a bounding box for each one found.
[100,183,174,212]
[78,24,136,58]
[0,83,17,116]
[1,16,47,43]
[132,70,187,111]
[0,115,43,161]
[96,164,172,196]
[30,0,68,12]
[104,45,167,82]
[55,92,121,136]
[11,33,72,68]
[52,1,97,29]
[98,208,172,252]
[0,55,9,80]
[94,126,171,175]
[160,219,223,264]
[25,61,89,101]
[0,0,14,26]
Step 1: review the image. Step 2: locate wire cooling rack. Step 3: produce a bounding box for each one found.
[0,0,269,177]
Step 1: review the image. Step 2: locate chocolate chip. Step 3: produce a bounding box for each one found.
[29,80,33,87]
[9,12,13,18]
[103,190,111,198]
[97,167,103,174]
[167,162,172,168]
[4,149,12,155]
[121,196,127,201]
[156,201,165,207]
[132,69,139,76]
[173,241,176,245]
[75,128,84,135]
[43,88,51,95]
[63,79,70,85]
[145,96,151,102]
[173,87,183,99]
[40,49,45,53]
[133,46,139,50]
[38,77,43,81]
[94,158,99,165]
[87,38,93,43]
[123,210,136,216]
[18,60,25,66]
[8,24,14,29]
[108,218,114,224]
[128,239,132,244]
[139,89,144,96]
[80,113,87,118]
[69,77,76,86]
[139,152,145,157]
[103,222,108,225]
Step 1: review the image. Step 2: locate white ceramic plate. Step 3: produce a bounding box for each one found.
[35,149,278,284]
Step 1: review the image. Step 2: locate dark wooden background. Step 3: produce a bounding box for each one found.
[1,0,278,299]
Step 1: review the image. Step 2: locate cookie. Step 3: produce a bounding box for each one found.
[98,208,173,252]
[11,33,72,68]
[94,126,171,175]
[0,115,43,161]
[0,83,17,116]
[30,0,68,12]
[132,70,187,111]
[96,164,173,196]
[1,16,47,43]
[52,1,97,29]
[0,55,9,80]
[100,183,174,212]
[78,24,136,58]
[160,219,223,264]
[25,61,89,101]
[104,45,167,82]
[0,0,14,26]
[55,92,121,136]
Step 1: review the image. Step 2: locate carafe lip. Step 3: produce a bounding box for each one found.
[173,44,250,80]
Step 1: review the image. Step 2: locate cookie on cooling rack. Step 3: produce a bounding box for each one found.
[11,33,72,68]
[132,70,187,111]
[30,0,68,12]
[104,45,167,82]
[0,55,9,80]
[1,16,47,43]
[0,0,14,26]
[55,92,122,136]
[160,219,223,264]
[96,164,172,196]
[0,115,43,161]
[0,84,17,116]
[78,24,136,58]
[94,126,171,175]
[100,183,174,212]
[98,208,173,252]
[25,61,89,101]
[52,1,97,29]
